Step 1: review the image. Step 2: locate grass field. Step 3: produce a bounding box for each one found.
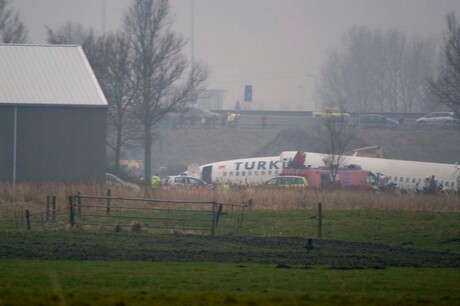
[1,260,459,306]
[1,184,459,305]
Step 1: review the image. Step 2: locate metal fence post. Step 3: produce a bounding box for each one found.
[317,202,322,239]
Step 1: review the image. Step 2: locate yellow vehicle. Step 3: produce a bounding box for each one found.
[313,106,350,120]
[265,175,309,187]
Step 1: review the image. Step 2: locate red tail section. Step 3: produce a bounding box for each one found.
[288,151,306,168]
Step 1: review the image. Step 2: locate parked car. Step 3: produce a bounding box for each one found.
[416,112,456,124]
[165,175,208,187]
[265,175,309,187]
[358,114,399,128]
[105,173,141,191]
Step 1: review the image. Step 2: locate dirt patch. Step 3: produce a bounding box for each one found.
[0,232,458,268]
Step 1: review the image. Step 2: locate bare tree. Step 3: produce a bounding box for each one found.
[104,34,139,175]
[316,115,356,186]
[123,0,208,180]
[0,0,27,43]
[318,26,436,113]
[428,12,460,116]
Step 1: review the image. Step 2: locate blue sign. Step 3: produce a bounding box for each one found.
[244,85,252,102]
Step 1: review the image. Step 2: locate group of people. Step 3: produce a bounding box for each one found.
[375,173,446,194]
[419,175,444,194]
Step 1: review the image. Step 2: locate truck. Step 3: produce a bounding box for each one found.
[280,151,377,188]
[280,166,377,188]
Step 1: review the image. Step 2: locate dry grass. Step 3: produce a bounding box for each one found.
[0,182,458,217]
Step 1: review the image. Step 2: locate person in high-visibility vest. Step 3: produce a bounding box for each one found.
[151,174,161,188]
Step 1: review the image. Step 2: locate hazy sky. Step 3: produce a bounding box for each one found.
[13,0,460,111]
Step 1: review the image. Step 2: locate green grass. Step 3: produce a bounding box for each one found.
[242,209,460,252]
[1,209,459,305]
[3,208,460,252]
[0,260,459,305]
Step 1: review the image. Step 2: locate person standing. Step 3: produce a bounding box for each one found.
[262,114,268,129]
[151,173,161,188]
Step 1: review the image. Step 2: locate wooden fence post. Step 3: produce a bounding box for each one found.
[215,204,223,227]
[317,202,322,239]
[211,202,217,236]
[77,192,81,218]
[25,209,31,231]
[46,195,50,221]
[68,196,75,226]
[52,196,56,222]
[106,189,111,216]
[248,199,253,211]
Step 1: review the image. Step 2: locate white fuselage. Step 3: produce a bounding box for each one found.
[199,151,460,190]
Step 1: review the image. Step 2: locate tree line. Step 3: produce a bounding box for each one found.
[317,14,460,116]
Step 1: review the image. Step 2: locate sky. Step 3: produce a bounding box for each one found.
[12,0,460,111]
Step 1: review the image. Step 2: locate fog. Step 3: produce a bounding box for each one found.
[13,0,460,111]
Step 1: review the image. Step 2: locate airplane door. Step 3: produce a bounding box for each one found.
[202,166,212,184]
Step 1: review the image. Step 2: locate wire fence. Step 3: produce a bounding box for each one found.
[19,192,248,236]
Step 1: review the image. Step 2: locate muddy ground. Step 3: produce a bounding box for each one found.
[0,232,459,268]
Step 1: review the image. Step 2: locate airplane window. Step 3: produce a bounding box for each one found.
[261,171,266,175]
[235,172,240,176]
[254,171,259,175]
[248,171,252,176]
[223,172,227,177]
[406,178,409,183]
[399,177,403,182]
[412,178,416,183]
[275,170,279,175]
[229,172,233,176]
[417,178,422,184]
[268,171,272,175]
[394,177,398,181]
[242,171,246,176]
[445,182,449,187]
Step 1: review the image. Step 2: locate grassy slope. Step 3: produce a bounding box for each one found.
[146,126,460,174]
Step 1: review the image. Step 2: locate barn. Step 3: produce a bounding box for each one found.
[0,44,107,183]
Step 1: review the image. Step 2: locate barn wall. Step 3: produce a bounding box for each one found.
[0,107,14,181]
[0,105,107,182]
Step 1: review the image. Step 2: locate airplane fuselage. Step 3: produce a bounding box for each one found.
[199,151,460,190]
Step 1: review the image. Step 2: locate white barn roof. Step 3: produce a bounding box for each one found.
[0,44,107,106]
